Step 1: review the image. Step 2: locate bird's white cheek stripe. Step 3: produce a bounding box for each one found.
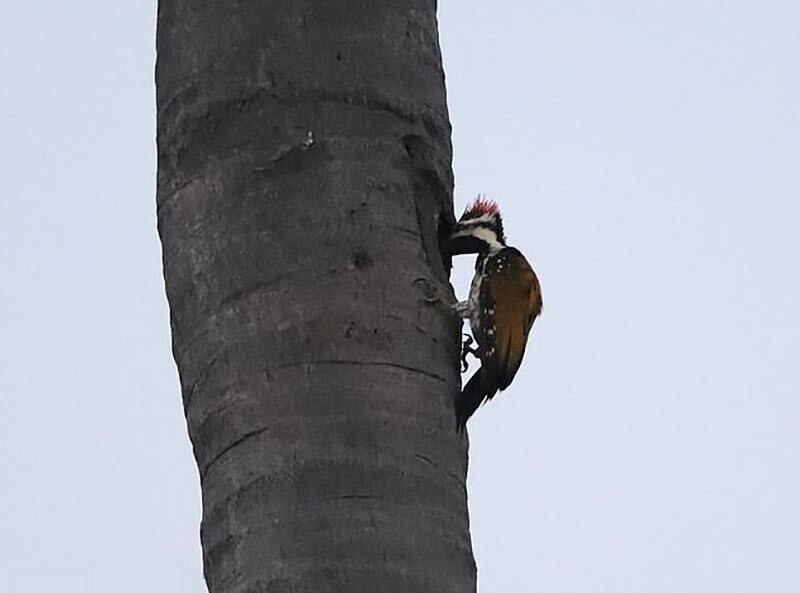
[467,227,504,252]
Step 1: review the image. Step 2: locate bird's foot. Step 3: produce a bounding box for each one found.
[452,300,470,319]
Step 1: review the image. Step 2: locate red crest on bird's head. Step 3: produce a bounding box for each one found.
[460,195,501,221]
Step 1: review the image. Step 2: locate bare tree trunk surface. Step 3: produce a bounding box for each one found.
[156,1,476,591]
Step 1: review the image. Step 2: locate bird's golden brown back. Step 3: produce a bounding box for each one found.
[482,248,542,391]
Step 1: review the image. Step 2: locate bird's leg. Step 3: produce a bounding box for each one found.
[452,300,470,318]
[460,333,480,372]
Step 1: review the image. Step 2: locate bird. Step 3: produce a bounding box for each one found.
[446,196,542,430]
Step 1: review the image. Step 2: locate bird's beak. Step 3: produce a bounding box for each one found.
[445,226,483,255]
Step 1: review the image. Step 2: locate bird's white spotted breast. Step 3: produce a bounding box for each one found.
[468,258,487,338]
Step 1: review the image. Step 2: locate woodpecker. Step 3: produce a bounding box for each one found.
[447,197,542,430]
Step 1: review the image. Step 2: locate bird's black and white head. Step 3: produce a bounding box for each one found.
[447,196,506,255]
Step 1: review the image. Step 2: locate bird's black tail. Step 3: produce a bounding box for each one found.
[456,369,491,432]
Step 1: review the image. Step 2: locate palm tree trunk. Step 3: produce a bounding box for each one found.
[156,1,475,591]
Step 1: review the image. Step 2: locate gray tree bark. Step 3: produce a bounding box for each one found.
[156,2,476,591]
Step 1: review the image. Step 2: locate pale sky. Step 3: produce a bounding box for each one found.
[2,2,798,592]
